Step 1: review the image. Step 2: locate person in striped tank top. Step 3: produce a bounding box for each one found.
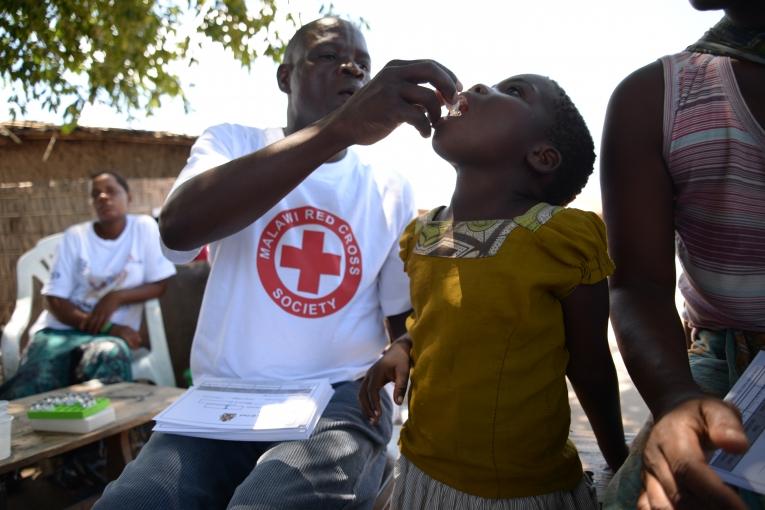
[601,1,765,509]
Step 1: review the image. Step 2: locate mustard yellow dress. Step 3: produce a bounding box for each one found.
[398,202,614,500]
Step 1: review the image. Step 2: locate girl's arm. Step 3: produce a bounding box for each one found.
[81,278,172,334]
[358,332,412,424]
[385,310,410,342]
[563,279,628,470]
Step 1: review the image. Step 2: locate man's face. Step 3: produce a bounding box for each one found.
[282,19,371,132]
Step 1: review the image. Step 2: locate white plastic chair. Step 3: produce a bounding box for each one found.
[1,233,176,387]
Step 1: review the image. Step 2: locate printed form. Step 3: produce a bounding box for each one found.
[153,377,334,441]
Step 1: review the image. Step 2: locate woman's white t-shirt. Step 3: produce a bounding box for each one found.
[31,214,177,335]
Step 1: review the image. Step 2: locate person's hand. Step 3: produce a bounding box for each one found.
[638,397,749,510]
[359,336,412,424]
[81,292,122,334]
[109,324,143,350]
[327,59,462,146]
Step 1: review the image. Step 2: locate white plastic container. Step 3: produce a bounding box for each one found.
[0,400,13,460]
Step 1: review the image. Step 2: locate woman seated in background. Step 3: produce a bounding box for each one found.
[0,171,176,399]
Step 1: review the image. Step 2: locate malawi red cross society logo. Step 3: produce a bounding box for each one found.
[257,206,362,318]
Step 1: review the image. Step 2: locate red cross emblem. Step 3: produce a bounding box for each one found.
[257,206,362,318]
[280,230,340,294]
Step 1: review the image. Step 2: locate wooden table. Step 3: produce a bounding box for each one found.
[0,380,183,482]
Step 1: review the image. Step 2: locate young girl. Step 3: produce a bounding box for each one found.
[360,74,628,509]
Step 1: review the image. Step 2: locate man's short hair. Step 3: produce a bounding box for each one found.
[283,17,345,64]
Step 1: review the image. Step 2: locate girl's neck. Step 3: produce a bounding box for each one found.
[446,168,539,222]
[94,217,127,240]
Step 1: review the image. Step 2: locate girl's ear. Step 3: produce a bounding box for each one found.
[277,64,292,93]
[526,143,561,175]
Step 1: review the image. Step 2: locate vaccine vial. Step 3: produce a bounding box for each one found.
[445,94,467,117]
[446,100,462,117]
[437,89,463,118]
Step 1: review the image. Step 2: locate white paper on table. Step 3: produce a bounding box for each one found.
[152,376,334,441]
[709,350,765,494]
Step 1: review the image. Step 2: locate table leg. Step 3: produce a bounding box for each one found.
[104,431,133,480]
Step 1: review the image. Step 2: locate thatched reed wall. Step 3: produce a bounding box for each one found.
[1,121,195,327]
[0,121,194,182]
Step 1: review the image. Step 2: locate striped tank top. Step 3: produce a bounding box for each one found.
[662,52,765,330]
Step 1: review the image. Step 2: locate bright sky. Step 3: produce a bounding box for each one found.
[2,0,723,211]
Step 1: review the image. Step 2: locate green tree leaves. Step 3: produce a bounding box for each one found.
[0,0,295,132]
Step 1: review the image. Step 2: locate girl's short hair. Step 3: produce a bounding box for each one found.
[541,80,596,206]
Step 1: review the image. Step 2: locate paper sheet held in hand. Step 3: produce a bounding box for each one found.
[709,350,765,494]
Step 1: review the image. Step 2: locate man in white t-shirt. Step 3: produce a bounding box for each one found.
[96,16,461,510]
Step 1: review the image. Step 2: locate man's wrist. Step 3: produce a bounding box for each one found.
[317,109,356,151]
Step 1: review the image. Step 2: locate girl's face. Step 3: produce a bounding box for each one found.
[90,173,129,223]
[432,74,555,168]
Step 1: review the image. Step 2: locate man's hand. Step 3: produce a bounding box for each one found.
[109,324,143,350]
[638,397,749,510]
[358,336,412,424]
[81,292,122,334]
[328,59,461,146]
